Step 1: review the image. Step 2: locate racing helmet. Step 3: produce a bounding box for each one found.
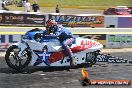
[46,19,57,33]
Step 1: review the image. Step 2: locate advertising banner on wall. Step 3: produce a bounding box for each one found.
[106,34,132,48]
[118,17,132,28]
[0,34,22,50]
[74,34,106,46]
[49,14,104,27]
[0,13,46,26]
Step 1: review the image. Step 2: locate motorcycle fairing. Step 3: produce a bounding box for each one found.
[13,37,103,66]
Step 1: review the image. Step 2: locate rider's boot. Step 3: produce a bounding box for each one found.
[69,56,76,67]
[70,59,74,67]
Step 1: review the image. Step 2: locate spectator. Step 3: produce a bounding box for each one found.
[2,1,6,9]
[32,2,39,12]
[55,4,60,13]
[24,1,31,12]
[15,1,18,4]
[2,1,9,10]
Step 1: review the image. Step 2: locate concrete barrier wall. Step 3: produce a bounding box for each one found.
[0,27,132,49]
[104,15,132,28]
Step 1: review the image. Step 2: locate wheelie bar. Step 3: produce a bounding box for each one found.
[96,53,131,64]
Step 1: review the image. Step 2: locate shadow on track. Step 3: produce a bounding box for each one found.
[0,65,86,74]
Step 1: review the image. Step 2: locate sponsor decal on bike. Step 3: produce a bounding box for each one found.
[35,51,51,65]
[81,40,100,47]
[48,52,64,63]
[35,50,65,65]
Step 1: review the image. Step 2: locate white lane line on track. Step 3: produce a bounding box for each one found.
[40,74,46,76]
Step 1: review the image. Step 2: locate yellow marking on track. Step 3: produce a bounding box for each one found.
[0,32,25,34]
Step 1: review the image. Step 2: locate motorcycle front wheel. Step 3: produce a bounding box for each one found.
[5,45,31,70]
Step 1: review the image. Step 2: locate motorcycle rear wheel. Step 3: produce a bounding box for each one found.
[5,45,31,70]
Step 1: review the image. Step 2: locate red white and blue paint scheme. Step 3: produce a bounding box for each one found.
[5,29,103,70]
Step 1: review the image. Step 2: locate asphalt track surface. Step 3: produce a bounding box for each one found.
[0,48,132,88]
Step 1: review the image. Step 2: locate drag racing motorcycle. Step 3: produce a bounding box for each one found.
[5,29,103,70]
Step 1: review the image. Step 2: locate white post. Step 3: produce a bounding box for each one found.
[0,0,2,10]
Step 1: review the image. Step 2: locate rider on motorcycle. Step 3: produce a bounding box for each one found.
[44,19,75,66]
